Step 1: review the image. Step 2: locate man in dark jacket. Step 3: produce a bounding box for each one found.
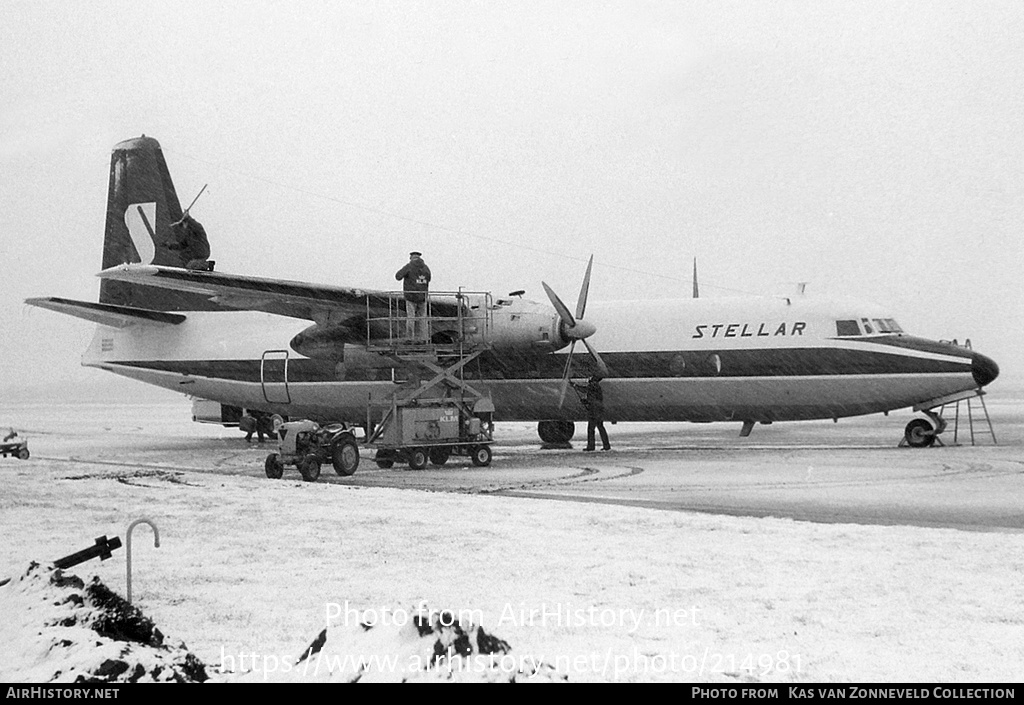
[573,374,611,451]
[166,213,212,270]
[240,411,278,443]
[395,251,431,340]
[239,413,260,442]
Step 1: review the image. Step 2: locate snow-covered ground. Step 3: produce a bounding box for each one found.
[1,391,1022,683]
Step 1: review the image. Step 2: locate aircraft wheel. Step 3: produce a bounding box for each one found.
[428,447,450,466]
[331,437,360,476]
[904,418,936,448]
[470,445,493,467]
[537,420,574,444]
[17,448,29,460]
[408,448,429,470]
[265,453,284,479]
[299,454,322,482]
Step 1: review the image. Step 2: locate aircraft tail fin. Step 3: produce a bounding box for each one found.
[99,136,219,311]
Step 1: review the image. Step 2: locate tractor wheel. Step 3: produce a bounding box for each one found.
[428,447,451,466]
[264,453,284,479]
[408,448,429,470]
[299,454,322,482]
[17,448,29,460]
[331,437,360,476]
[374,449,395,469]
[471,445,493,467]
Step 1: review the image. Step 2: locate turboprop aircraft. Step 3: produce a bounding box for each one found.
[26,136,999,453]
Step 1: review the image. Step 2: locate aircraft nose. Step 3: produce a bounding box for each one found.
[971,352,999,387]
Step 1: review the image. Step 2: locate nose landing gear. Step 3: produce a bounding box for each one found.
[902,409,948,448]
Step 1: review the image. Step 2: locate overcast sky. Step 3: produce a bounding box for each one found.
[2,0,1021,392]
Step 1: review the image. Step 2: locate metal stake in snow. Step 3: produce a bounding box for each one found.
[126,518,160,603]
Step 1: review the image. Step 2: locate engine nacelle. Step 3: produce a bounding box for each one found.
[290,299,566,359]
[487,299,566,353]
[290,322,364,360]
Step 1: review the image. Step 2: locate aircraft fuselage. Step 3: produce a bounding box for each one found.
[82,294,995,428]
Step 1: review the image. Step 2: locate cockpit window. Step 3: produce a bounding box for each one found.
[870,318,904,334]
[838,318,903,337]
[836,320,860,336]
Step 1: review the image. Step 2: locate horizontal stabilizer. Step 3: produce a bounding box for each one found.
[24,296,186,328]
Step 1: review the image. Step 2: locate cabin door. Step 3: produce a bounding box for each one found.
[261,350,292,404]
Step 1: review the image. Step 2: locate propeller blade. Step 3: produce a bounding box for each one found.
[582,338,610,378]
[558,341,576,408]
[542,281,576,327]
[575,255,593,320]
[558,378,569,408]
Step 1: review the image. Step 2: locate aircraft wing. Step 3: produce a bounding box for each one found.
[96,263,458,324]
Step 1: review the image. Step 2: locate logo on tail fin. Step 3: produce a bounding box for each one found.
[124,202,157,264]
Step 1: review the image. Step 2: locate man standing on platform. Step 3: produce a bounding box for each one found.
[395,251,431,341]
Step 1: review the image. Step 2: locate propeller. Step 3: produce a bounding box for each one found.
[541,255,609,407]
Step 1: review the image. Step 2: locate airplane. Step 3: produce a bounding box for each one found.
[26,135,999,463]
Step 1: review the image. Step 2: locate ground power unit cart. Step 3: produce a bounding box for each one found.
[366,395,495,470]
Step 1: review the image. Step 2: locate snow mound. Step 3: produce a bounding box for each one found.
[235,603,568,683]
[0,562,208,683]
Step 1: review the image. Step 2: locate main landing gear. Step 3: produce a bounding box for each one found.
[537,420,574,445]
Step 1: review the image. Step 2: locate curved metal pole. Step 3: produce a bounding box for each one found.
[126,518,160,603]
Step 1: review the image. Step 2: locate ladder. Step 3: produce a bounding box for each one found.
[941,392,997,446]
[939,339,997,446]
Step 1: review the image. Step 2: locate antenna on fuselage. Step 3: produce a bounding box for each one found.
[692,258,699,299]
[786,282,808,305]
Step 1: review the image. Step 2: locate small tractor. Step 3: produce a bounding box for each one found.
[1,430,29,460]
[264,420,360,482]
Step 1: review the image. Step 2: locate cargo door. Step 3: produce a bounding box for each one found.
[261,350,291,404]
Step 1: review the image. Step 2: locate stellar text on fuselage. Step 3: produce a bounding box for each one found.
[692,322,807,339]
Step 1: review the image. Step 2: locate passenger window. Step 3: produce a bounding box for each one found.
[861,318,874,334]
[836,320,860,336]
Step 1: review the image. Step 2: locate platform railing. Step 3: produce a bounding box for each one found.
[364,290,493,353]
